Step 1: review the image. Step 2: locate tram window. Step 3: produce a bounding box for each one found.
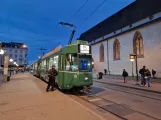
[49,57,54,69]
[41,60,46,70]
[54,56,59,69]
[79,55,92,72]
[65,54,78,71]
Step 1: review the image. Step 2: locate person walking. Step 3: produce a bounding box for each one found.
[122,69,128,83]
[145,69,151,87]
[46,65,58,92]
[139,66,146,86]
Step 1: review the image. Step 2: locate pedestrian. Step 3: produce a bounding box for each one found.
[152,69,156,79]
[139,66,146,86]
[145,69,151,87]
[122,69,128,83]
[104,69,107,75]
[98,72,103,79]
[46,65,58,92]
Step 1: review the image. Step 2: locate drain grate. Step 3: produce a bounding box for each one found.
[102,104,135,117]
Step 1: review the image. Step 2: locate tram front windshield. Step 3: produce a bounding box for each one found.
[79,55,92,72]
[65,54,92,72]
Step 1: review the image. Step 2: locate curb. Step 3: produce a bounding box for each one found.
[94,80,161,94]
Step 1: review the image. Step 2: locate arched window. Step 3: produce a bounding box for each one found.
[133,31,144,57]
[113,39,120,60]
[100,43,104,62]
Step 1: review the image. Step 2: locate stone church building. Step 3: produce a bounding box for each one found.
[79,0,161,77]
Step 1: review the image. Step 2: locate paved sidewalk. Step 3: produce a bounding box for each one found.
[103,74,161,83]
[94,77,161,94]
[0,73,107,120]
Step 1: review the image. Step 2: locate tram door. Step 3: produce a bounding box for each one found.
[57,54,64,88]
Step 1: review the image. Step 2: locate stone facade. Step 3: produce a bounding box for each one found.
[1,42,28,66]
[92,20,161,77]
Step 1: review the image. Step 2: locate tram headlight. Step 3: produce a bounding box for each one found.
[85,77,88,80]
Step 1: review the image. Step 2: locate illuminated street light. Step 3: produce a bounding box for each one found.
[0,49,4,55]
[130,59,134,62]
[22,44,27,48]
[9,59,13,62]
[130,54,138,83]
[14,62,16,64]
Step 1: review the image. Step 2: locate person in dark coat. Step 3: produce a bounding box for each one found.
[152,69,156,79]
[98,72,103,79]
[122,69,128,83]
[145,69,151,87]
[139,66,146,86]
[46,65,58,92]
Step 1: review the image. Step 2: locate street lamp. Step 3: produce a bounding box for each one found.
[0,49,4,55]
[130,54,139,84]
[9,59,14,76]
[130,56,134,77]
[9,59,13,62]
[14,62,16,64]
[22,44,27,48]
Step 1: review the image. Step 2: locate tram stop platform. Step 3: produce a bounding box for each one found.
[0,73,103,120]
[94,76,161,94]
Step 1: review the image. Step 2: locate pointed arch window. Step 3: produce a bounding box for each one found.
[100,43,104,62]
[133,31,144,57]
[113,39,120,60]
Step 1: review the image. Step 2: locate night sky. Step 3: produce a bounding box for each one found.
[0,0,134,64]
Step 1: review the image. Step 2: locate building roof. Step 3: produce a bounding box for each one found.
[79,0,161,42]
[2,42,28,49]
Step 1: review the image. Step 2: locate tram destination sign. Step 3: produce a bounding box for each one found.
[78,44,91,54]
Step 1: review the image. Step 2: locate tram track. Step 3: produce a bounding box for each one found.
[71,91,161,120]
[94,81,161,102]
[33,75,161,119]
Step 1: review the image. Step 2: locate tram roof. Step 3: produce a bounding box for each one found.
[35,40,89,61]
[62,40,89,53]
[41,45,62,59]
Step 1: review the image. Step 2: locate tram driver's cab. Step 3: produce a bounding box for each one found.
[65,44,92,72]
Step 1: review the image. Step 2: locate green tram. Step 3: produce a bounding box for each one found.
[32,40,93,90]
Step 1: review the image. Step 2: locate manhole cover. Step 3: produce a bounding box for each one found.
[102,104,135,116]
[0,102,9,106]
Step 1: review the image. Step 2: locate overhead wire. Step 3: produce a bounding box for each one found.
[30,0,111,62]
[81,0,109,24]
[72,0,89,18]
